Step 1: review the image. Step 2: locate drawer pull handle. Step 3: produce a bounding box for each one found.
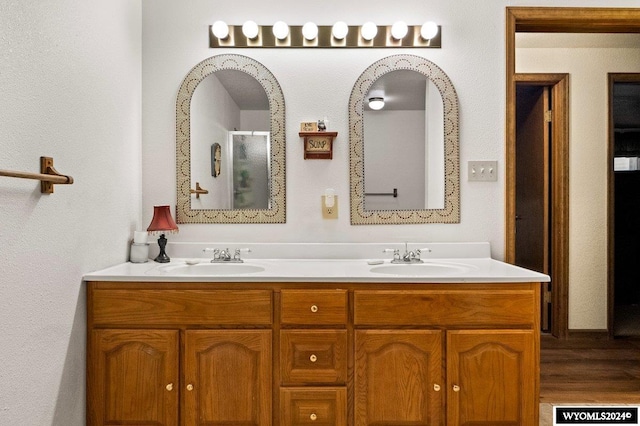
[166,383,173,391]
[452,385,460,392]
[187,384,194,391]
[310,354,318,362]
[310,304,319,313]
[310,413,318,421]
[433,384,440,391]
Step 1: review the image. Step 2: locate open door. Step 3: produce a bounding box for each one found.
[506,6,640,340]
[513,74,569,338]
[515,84,551,332]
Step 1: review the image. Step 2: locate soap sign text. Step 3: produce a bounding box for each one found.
[306,137,330,152]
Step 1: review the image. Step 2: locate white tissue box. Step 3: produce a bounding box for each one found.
[614,157,638,171]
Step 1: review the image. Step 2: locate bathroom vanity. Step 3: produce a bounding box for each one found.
[84,243,548,426]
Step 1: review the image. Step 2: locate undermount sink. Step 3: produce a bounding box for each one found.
[154,262,265,276]
[369,262,472,276]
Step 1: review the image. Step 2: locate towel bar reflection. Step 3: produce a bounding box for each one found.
[190,182,209,199]
[0,156,74,194]
[364,188,398,198]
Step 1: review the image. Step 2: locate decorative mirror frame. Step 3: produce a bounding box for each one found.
[349,54,460,224]
[176,54,285,223]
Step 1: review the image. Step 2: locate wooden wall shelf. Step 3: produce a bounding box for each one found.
[299,131,337,159]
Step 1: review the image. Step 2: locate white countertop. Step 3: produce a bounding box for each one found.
[83,242,550,284]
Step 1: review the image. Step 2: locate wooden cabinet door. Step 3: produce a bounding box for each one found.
[355,330,444,426]
[184,330,272,426]
[446,330,537,426]
[88,329,179,426]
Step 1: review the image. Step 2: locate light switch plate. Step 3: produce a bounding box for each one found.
[468,161,498,182]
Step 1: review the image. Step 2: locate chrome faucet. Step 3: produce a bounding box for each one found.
[383,242,431,264]
[203,247,251,263]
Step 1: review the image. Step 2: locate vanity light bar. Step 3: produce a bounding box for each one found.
[209,22,441,48]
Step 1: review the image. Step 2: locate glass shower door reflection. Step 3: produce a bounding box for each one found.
[230,131,271,210]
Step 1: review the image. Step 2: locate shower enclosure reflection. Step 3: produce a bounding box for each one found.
[229,131,270,209]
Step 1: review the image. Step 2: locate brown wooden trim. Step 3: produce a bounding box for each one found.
[505,8,517,265]
[510,7,640,33]
[551,76,570,340]
[511,74,569,339]
[505,6,640,339]
[566,330,611,340]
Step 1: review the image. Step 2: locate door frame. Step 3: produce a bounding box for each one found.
[505,7,640,338]
[514,74,569,339]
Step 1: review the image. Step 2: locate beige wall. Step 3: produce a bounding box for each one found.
[517,43,640,329]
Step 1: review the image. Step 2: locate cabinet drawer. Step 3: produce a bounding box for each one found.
[281,330,347,385]
[354,289,536,327]
[280,387,347,425]
[91,289,272,326]
[281,290,347,325]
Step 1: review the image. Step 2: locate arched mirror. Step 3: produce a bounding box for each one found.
[176,54,285,223]
[349,54,459,224]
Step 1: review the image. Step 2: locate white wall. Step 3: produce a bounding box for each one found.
[142,0,509,250]
[3,3,640,424]
[191,73,239,209]
[0,1,141,424]
[517,46,640,329]
[364,110,425,210]
[141,0,640,333]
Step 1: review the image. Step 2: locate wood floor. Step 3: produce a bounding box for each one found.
[540,335,640,403]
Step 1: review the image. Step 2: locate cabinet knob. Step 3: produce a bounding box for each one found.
[310,413,318,421]
[166,383,173,391]
[452,385,460,392]
[186,384,194,391]
[433,384,441,391]
[310,304,319,313]
[309,354,318,363]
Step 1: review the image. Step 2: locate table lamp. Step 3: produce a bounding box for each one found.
[147,205,179,263]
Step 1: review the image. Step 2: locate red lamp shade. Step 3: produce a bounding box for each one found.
[147,205,179,234]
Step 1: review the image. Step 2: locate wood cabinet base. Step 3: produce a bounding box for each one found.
[87,281,540,425]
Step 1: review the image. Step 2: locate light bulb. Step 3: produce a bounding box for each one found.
[391,21,408,40]
[302,22,318,40]
[420,21,438,40]
[211,21,229,39]
[361,22,378,41]
[272,21,289,40]
[368,97,385,110]
[332,21,349,40]
[242,20,259,39]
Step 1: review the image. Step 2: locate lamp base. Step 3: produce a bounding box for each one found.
[154,233,171,263]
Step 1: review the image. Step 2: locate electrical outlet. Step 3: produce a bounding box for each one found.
[468,161,498,182]
[322,195,338,219]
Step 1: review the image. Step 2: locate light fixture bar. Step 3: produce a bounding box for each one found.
[209,24,441,48]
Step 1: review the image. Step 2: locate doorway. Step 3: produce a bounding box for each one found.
[514,75,569,337]
[610,73,640,337]
[506,7,640,338]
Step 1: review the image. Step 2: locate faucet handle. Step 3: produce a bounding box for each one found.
[234,248,251,261]
[383,248,400,260]
[203,248,221,261]
[416,247,431,259]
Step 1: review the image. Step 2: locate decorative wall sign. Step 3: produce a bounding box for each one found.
[299,131,337,159]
